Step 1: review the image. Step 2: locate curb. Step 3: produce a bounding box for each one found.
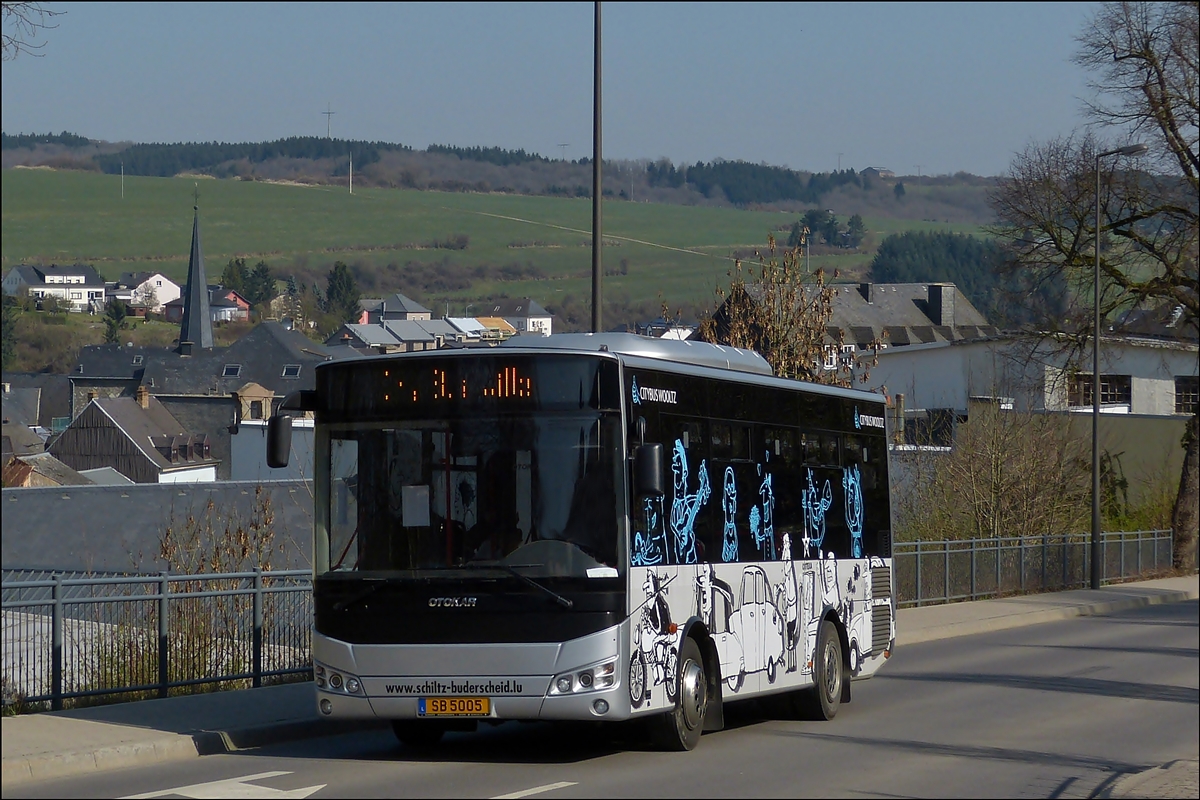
[1100,758,1200,799]
[897,586,1199,646]
[2,718,389,789]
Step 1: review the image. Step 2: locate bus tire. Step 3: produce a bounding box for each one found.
[650,637,707,751]
[800,620,843,721]
[391,720,445,748]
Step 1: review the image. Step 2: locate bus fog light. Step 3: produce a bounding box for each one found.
[593,699,608,714]
[319,698,332,715]
[556,676,573,693]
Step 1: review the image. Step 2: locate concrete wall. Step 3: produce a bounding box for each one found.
[1,480,314,573]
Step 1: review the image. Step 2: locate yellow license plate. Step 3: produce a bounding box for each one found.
[418,696,490,716]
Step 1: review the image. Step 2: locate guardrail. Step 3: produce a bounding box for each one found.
[892,529,1173,608]
[2,570,311,710]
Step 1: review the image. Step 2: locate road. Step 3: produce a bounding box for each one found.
[7,600,1197,799]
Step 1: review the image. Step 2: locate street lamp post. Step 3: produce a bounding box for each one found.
[1092,142,1147,590]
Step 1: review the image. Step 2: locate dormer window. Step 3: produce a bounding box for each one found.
[132,355,143,365]
[223,364,242,378]
[76,365,84,374]
[281,365,301,378]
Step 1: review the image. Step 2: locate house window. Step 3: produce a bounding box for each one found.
[1068,374,1133,407]
[223,364,242,378]
[249,400,264,420]
[132,355,143,365]
[1177,376,1199,415]
[70,291,82,300]
[281,364,301,378]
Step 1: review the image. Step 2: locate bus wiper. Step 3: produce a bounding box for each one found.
[332,579,385,611]
[465,561,574,609]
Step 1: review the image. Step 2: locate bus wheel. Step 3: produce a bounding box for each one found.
[800,620,843,721]
[629,651,647,708]
[650,637,707,751]
[391,720,445,748]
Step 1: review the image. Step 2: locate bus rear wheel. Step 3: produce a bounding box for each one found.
[391,720,446,748]
[649,637,707,751]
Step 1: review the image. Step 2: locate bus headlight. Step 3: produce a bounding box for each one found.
[549,659,617,695]
[315,661,363,696]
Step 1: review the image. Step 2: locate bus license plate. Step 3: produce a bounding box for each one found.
[418,697,490,717]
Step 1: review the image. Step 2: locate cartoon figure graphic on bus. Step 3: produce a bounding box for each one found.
[841,562,871,675]
[721,467,738,562]
[755,456,776,560]
[630,571,678,708]
[801,468,834,558]
[776,532,801,671]
[632,495,667,566]
[843,464,865,558]
[670,439,710,565]
[805,553,842,674]
[695,563,785,691]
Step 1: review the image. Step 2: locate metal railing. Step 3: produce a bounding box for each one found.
[893,530,1173,608]
[2,530,1175,710]
[2,569,312,710]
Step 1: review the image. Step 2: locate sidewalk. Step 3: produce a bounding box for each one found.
[3,574,1196,791]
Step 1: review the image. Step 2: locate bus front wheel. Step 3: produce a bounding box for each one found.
[649,637,707,751]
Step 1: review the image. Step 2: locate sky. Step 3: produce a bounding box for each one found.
[1,2,1102,177]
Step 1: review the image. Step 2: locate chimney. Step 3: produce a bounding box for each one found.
[928,284,955,326]
[859,283,873,303]
[87,391,98,403]
[136,385,150,409]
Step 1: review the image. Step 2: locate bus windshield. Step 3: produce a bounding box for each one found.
[324,413,623,578]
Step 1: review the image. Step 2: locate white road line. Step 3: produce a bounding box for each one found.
[120,770,325,799]
[490,781,579,799]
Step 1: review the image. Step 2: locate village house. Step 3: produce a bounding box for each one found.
[2,263,107,313]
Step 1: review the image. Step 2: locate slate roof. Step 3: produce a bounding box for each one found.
[36,264,106,286]
[2,421,45,458]
[77,466,136,485]
[92,395,219,473]
[361,293,432,315]
[483,298,550,317]
[0,373,70,427]
[178,209,214,350]
[2,386,40,427]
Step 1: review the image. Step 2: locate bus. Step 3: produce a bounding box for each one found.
[267,333,896,751]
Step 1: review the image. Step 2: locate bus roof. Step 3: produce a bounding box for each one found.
[498,333,885,406]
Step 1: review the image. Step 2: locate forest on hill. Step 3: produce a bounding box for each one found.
[1,131,997,225]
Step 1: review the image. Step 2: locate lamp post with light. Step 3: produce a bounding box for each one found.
[1091,142,1147,590]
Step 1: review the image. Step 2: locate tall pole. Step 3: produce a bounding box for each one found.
[1092,151,1103,590]
[591,1,603,333]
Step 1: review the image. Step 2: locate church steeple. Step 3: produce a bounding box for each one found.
[177,205,213,354]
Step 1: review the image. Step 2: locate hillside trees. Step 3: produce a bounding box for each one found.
[988,1,1198,569]
[324,261,360,324]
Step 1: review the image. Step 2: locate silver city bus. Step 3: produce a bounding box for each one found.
[268,333,896,750]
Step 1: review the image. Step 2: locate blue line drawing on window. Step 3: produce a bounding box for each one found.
[670,438,710,565]
[631,375,641,405]
[756,456,776,560]
[801,468,833,558]
[632,495,667,566]
[854,406,861,429]
[721,466,738,562]
[843,464,864,558]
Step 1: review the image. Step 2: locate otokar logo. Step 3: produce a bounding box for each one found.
[428,597,478,608]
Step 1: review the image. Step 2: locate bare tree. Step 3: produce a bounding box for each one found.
[988,1,1198,569]
[698,232,881,387]
[2,2,62,60]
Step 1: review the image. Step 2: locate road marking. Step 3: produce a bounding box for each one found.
[491,781,578,799]
[120,770,325,799]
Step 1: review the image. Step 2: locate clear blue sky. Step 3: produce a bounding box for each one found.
[1,2,1100,177]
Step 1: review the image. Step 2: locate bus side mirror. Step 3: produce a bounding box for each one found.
[267,414,292,469]
[634,443,665,497]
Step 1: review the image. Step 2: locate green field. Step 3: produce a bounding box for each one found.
[1,168,983,314]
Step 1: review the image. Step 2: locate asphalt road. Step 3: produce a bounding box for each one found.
[8,600,1197,799]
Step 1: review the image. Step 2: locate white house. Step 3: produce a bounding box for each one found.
[108,271,181,313]
[2,264,107,313]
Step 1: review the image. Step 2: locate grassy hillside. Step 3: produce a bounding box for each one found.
[2,168,985,323]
